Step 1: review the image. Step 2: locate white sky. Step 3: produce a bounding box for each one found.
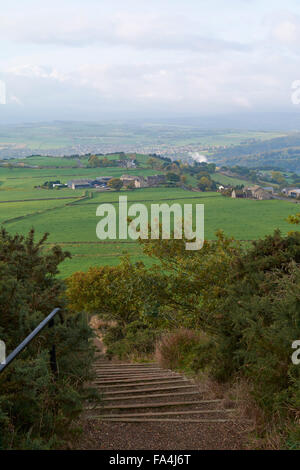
[1,0,300,121]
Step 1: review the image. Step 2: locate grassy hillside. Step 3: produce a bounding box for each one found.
[1,156,299,277]
[2,189,299,277]
[210,134,300,171]
[211,172,252,186]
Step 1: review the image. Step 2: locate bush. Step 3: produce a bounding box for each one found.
[65,228,300,443]
[104,320,158,360]
[209,232,300,418]
[0,229,95,449]
[141,229,300,427]
[155,329,210,371]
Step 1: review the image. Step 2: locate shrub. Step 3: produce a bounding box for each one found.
[0,229,95,449]
[155,329,210,371]
[104,320,158,360]
[142,230,300,427]
[209,232,300,417]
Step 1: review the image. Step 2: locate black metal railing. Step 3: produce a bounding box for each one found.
[0,308,61,375]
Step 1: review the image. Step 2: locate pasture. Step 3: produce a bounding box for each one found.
[0,158,299,277]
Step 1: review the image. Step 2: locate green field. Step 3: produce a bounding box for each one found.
[5,153,150,168]
[0,156,299,278]
[0,165,162,202]
[211,173,252,187]
[10,156,89,167]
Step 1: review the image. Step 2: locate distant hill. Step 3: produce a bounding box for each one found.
[210,133,300,172]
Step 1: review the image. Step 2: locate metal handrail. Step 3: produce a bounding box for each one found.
[0,308,60,375]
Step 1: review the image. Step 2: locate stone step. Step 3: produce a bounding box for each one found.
[94,376,185,385]
[101,385,198,395]
[93,363,158,367]
[86,399,222,411]
[102,391,202,401]
[87,417,233,423]
[99,409,235,418]
[94,364,160,368]
[94,368,164,374]
[94,372,178,378]
[94,367,165,372]
[94,374,178,383]
[96,379,191,389]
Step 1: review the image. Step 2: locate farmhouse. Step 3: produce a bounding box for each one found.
[67,177,114,190]
[95,177,113,186]
[290,189,300,198]
[282,187,300,198]
[134,176,148,188]
[120,175,142,188]
[231,189,244,199]
[243,185,273,200]
[263,186,274,194]
[120,174,166,188]
[67,179,93,189]
[119,175,147,188]
[116,159,137,169]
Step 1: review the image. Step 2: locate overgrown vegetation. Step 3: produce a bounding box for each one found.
[0,229,95,449]
[67,259,160,360]
[67,225,300,448]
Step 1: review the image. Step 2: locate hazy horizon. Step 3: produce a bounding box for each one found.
[1,112,300,132]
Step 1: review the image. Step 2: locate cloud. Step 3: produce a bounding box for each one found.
[3,56,292,115]
[7,64,67,82]
[1,1,300,121]
[265,10,300,51]
[273,20,298,43]
[0,9,249,52]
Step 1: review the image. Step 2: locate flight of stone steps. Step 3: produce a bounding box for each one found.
[85,359,237,423]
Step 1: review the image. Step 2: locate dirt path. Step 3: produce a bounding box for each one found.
[77,356,250,450]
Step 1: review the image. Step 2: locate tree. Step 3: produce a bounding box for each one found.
[88,155,101,167]
[271,171,285,184]
[127,182,135,190]
[108,178,123,191]
[67,259,145,327]
[166,172,180,183]
[207,163,216,174]
[198,176,213,191]
[66,259,164,359]
[148,157,158,169]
